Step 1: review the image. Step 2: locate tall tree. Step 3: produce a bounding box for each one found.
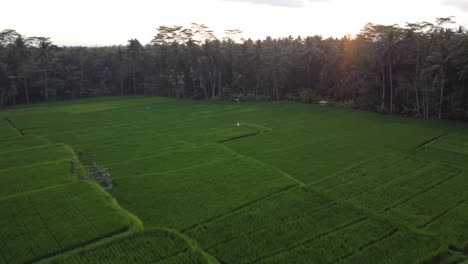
[127,39,144,95]
[31,37,55,101]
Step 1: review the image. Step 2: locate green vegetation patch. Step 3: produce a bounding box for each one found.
[186,187,443,264]
[183,123,270,143]
[2,97,468,263]
[224,104,446,184]
[382,170,468,230]
[0,117,21,138]
[0,143,73,168]
[424,198,468,250]
[347,162,460,213]
[415,135,468,169]
[111,156,296,230]
[107,144,237,179]
[48,230,207,264]
[313,155,429,200]
[75,133,188,166]
[315,152,468,249]
[0,159,73,197]
[0,135,48,154]
[0,182,137,264]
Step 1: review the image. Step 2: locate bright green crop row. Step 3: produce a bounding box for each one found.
[0,159,72,197]
[0,143,73,169]
[0,135,48,154]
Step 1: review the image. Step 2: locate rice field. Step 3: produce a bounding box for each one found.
[49,230,210,264]
[0,182,139,264]
[1,96,468,263]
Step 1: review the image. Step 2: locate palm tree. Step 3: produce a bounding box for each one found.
[0,30,20,107]
[423,30,460,119]
[127,39,144,95]
[11,36,32,103]
[32,37,54,101]
[362,24,402,113]
[304,36,321,89]
[269,42,287,101]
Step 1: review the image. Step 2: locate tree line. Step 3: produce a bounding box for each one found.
[1,18,467,119]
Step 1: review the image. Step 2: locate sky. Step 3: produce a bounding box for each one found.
[1,0,468,46]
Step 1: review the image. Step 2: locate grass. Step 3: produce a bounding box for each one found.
[1,96,468,263]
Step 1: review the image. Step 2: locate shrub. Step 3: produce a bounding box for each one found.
[296,89,321,104]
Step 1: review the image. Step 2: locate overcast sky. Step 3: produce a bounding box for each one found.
[2,0,468,46]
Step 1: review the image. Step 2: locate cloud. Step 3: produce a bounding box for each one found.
[442,0,468,12]
[223,0,328,7]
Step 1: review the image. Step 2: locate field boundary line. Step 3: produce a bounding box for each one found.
[0,142,55,155]
[379,169,463,214]
[429,142,468,156]
[204,203,338,251]
[219,144,306,186]
[182,185,298,233]
[419,198,468,229]
[0,142,69,155]
[0,182,74,201]
[3,116,24,136]
[62,144,86,180]
[305,185,450,255]
[412,133,449,152]
[113,156,229,180]
[150,249,193,263]
[329,228,400,264]
[310,152,403,187]
[406,151,468,168]
[5,200,38,264]
[100,142,214,169]
[218,132,262,143]
[342,162,432,202]
[0,158,70,173]
[28,195,64,250]
[205,226,271,251]
[411,147,468,169]
[33,185,144,264]
[318,155,411,192]
[32,227,132,264]
[248,217,369,264]
[157,227,220,264]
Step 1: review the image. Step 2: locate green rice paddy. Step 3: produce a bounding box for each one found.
[1,96,468,263]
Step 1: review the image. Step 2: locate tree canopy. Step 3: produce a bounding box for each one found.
[1,18,467,120]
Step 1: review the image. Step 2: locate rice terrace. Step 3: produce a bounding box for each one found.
[0,96,467,263]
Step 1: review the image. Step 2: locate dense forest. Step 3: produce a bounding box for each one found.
[1,17,467,119]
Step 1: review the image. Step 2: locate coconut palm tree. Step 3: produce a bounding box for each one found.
[423,29,461,119]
